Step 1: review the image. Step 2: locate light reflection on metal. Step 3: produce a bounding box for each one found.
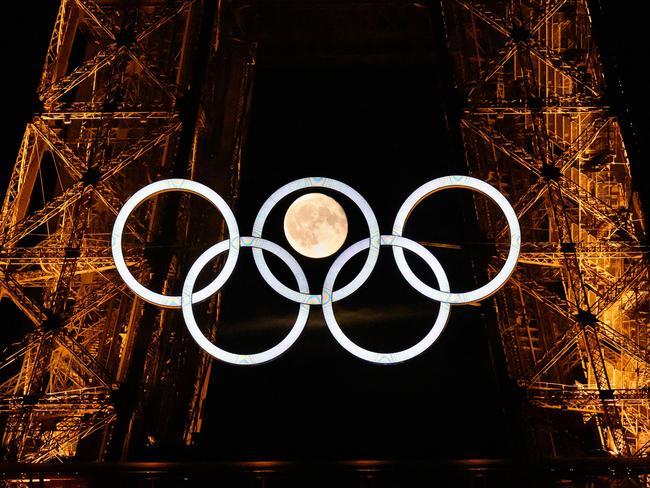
[441,0,650,456]
[0,0,214,461]
[112,176,520,365]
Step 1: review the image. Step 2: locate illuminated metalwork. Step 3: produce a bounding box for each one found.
[442,0,649,456]
[0,0,255,463]
[2,0,647,472]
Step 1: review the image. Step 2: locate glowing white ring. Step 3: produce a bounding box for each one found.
[322,235,451,364]
[111,179,240,308]
[181,237,310,365]
[251,177,380,305]
[392,175,520,304]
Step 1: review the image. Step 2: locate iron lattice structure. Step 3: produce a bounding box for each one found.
[442,0,649,456]
[1,0,649,473]
[0,0,254,462]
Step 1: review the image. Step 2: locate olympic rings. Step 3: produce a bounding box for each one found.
[112,176,520,365]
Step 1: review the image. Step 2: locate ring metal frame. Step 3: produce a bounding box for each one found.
[322,235,451,364]
[111,179,240,308]
[181,238,310,365]
[392,175,521,304]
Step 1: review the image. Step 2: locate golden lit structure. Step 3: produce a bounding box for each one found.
[442,0,649,456]
[0,0,254,462]
[0,0,649,473]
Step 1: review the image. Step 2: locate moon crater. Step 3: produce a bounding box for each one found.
[283,193,348,258]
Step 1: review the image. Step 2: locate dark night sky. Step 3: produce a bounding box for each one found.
[0,3,648,463]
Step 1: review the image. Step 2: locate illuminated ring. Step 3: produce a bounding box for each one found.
[181,237,310,365]
[322,235,451,364]
[111,179,240,308]
[251,177,380,305]
[392,175,520,304]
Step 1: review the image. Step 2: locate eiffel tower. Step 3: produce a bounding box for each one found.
[0,0,648,481]
[0,0,253,462]
[443,0,650,457]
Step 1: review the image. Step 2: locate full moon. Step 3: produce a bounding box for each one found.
[283,193,348,258]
